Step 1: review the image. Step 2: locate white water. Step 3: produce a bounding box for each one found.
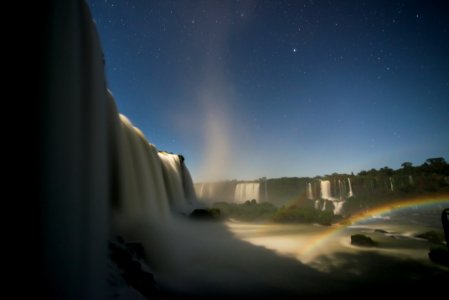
[113,115,198,239]
[234,183,260,203]
[409,175,414,185]
[389,177,394,191]
[195,183,216,200]
[307,182,314,200]
[347,177,354,198]
[320,180,332,200]
[333,201,345,215]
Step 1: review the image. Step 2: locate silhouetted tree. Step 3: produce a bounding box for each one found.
[401,162,413,169]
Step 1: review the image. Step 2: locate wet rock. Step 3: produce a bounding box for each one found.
[428,247,449,267]
[189,208,221,220]
[351,234,378,247]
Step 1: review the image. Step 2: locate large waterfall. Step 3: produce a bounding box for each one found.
[40,3,202,296]
[234,183,260,203]
[112,113,199,240]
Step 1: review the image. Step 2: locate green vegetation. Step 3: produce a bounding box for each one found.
[213,200,278,222]
[272,207,336,225]
[211,201,339,225]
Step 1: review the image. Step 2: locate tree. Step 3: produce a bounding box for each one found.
[401,162,413,168]
[426,157,447,166]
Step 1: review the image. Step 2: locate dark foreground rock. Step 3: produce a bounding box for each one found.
[351,234,378,247]
[428,247,449,267]
[189,208,221,220]
[109,237,166,299]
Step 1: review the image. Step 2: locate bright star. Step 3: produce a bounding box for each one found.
[293,48,297,53]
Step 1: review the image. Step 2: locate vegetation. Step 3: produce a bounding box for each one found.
[213,200,278,222]
[272,207,336,225]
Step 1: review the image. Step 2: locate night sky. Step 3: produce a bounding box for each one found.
[89,0,449,181]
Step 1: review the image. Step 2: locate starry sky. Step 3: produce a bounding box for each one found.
[89,0,449,181]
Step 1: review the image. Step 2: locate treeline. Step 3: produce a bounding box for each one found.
[357,157,449,177]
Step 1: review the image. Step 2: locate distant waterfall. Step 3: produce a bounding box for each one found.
[307,183,314,200]
[320,180,332,200]
[333,201,344,215]
[234,183,260,203]
[195,183,215,200]
[347,178,354,198]
[389,177,394,191]
[314,200,320,209]
[408,175,414,185]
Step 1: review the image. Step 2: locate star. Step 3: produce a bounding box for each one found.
[293,48,297,53]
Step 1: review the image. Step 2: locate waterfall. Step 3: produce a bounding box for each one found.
[195,183,216,200]
[320,180,332,200]
[114,114,199,237]
[322,200,327,211]
[158,152,196,214]
[389,177,394,191]
[314,200,320,209]
[408,175,414,185]
[234,183,260,203]
[333,201,345,215]
[41,2,202,296]
[347,178,354,198]
[307,183,314,200]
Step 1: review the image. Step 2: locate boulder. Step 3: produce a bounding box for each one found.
[428,247,449,267]
[189,208,221,220]
[351,234,378,247]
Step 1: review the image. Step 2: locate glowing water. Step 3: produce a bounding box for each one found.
[347,177,354,197]
[333,201,345,215]
[195,182,216,200]
[320,180,332,200]
[113,114,198,238]
[307,182,314,200]
[234,183,260,203]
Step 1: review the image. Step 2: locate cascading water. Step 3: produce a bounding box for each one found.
[333,201,345,215]
[158,152,197,214]
[408,175,414,185]
[113,114,199,238]
[389,177,395,191]
[307,182,314,200]
[234,183,260,203]
[320,180,332,200]
[195,183,216,200]
[347,177,354,198]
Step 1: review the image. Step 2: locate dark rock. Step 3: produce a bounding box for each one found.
[415,231,443,243]
[109,237,159,299]
[126,243,145,259]
[351,234,378,247]
[428,247,449,267]
[189,208,221,220]
[374,229,388,234]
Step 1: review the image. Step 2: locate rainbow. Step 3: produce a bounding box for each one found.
[301,194,449,259]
